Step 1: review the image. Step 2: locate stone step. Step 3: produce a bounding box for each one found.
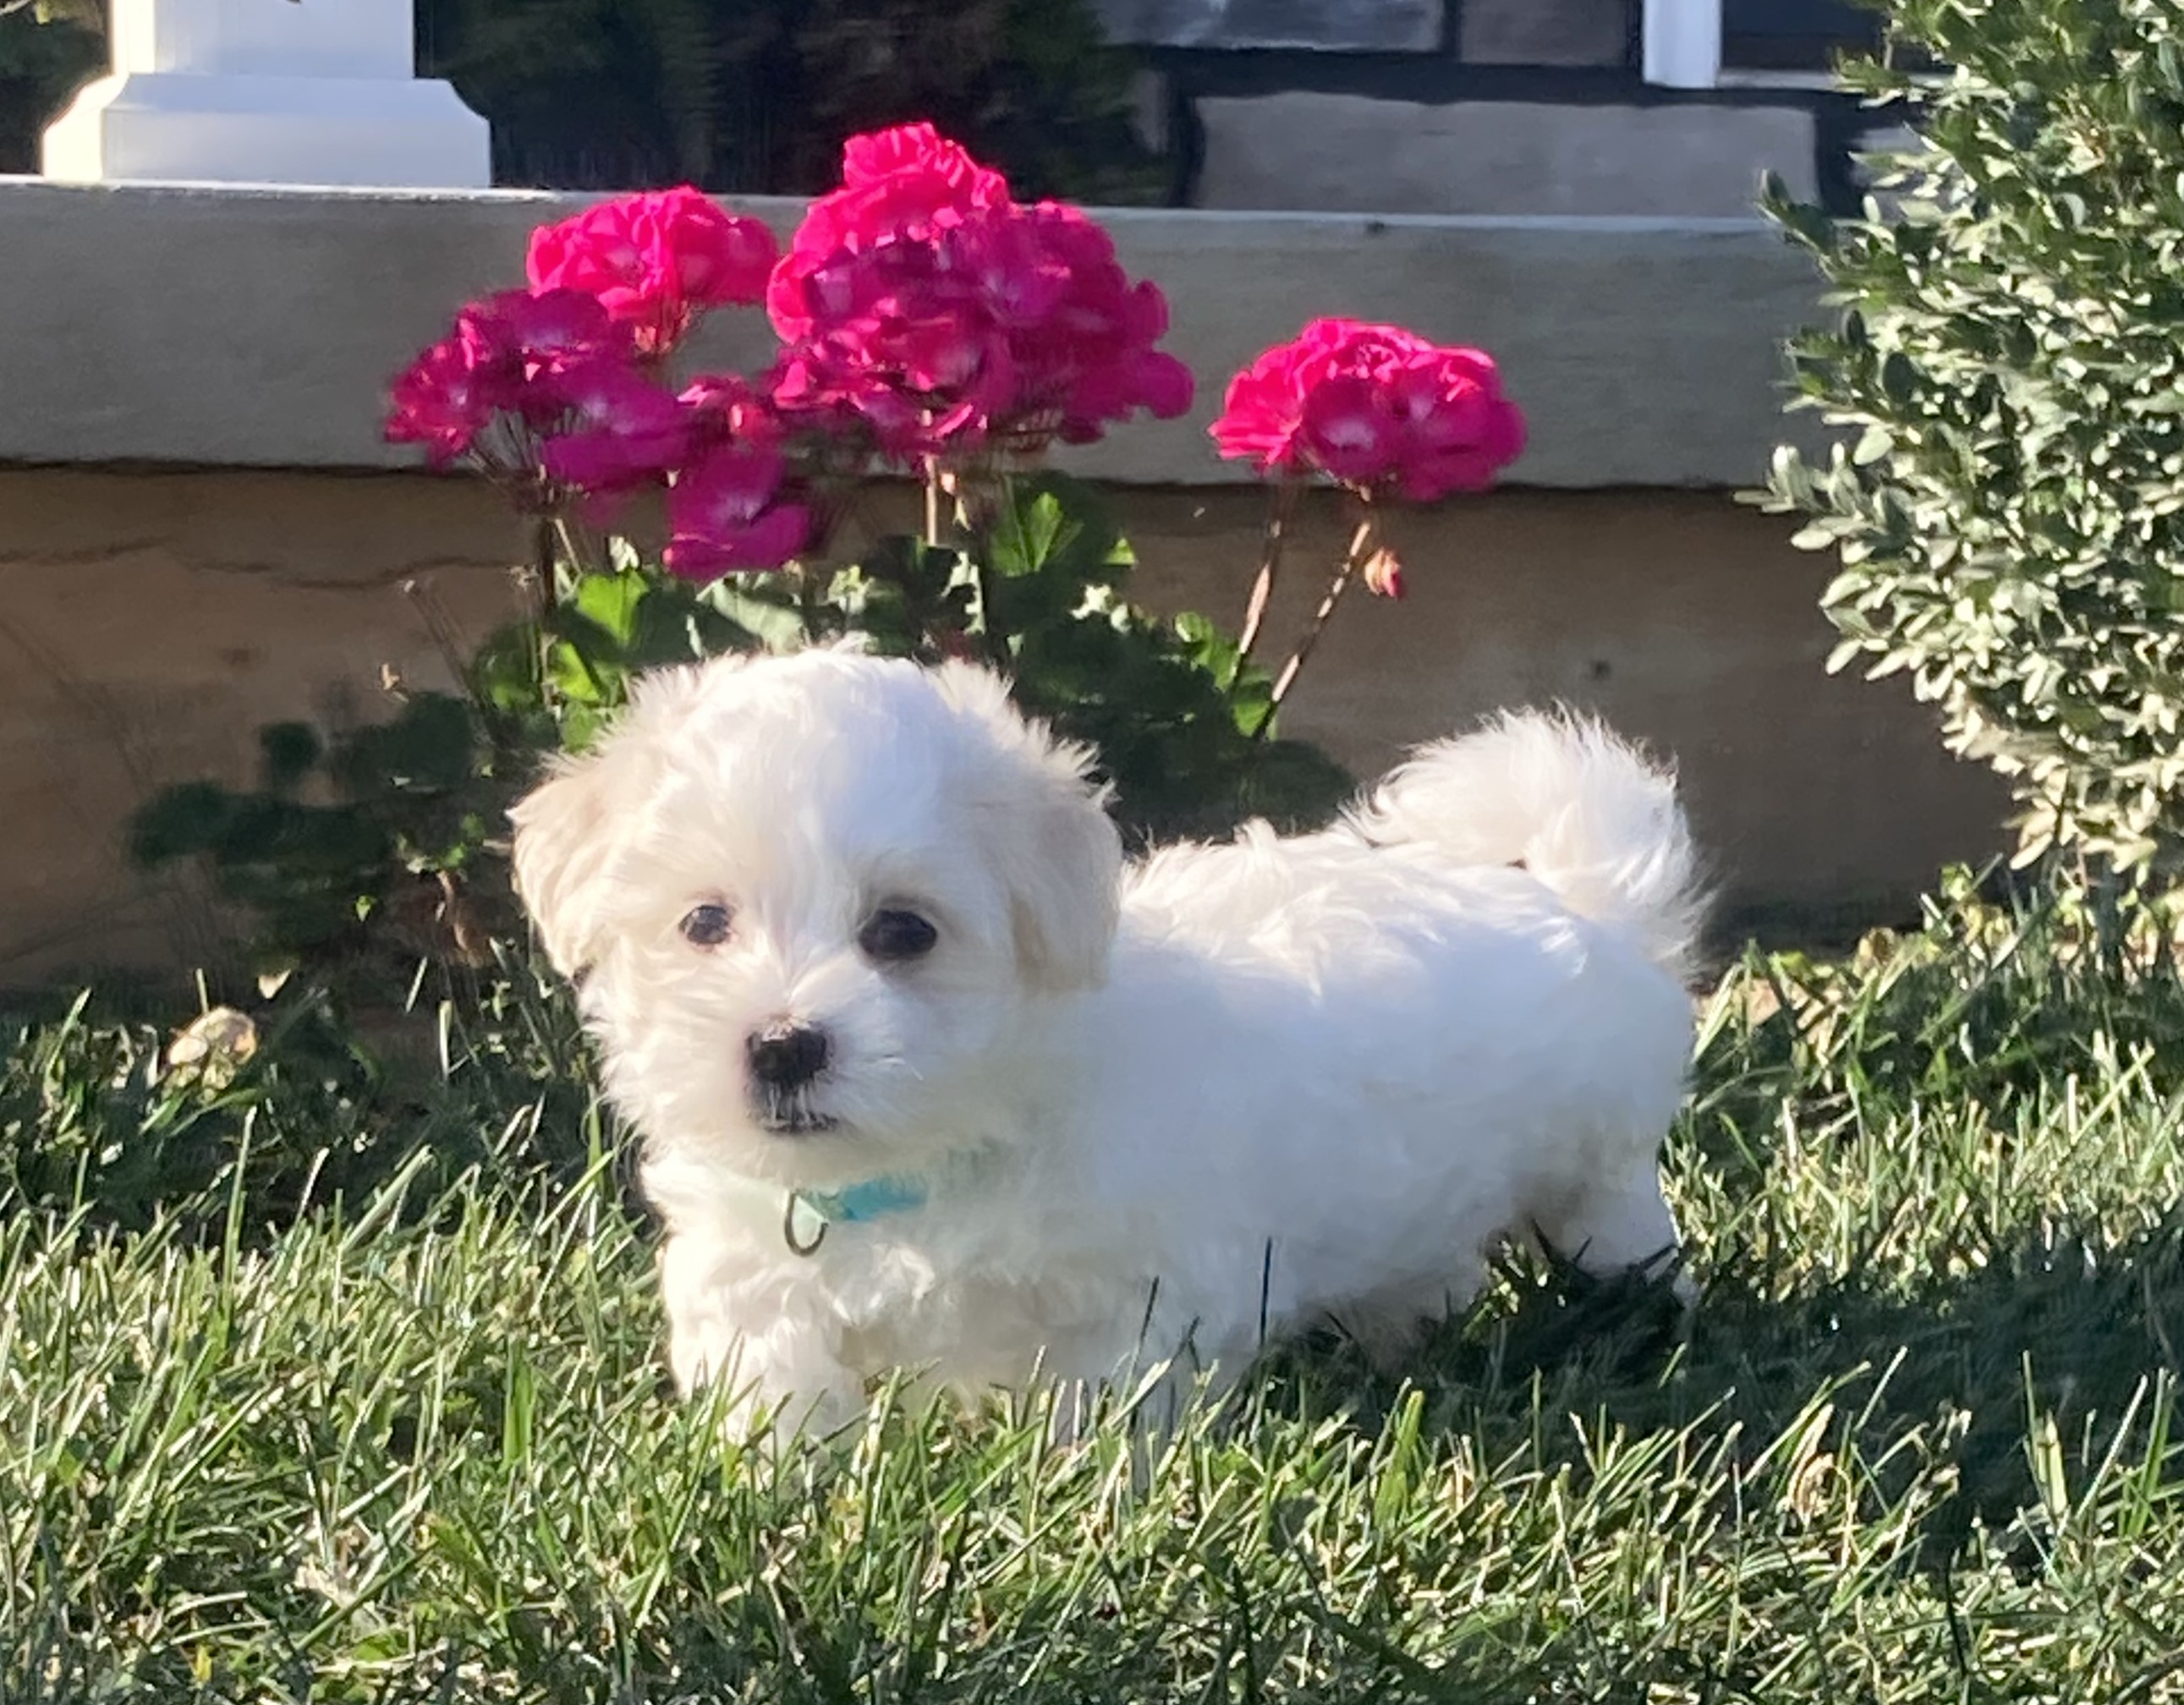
[1194,92,1819,217]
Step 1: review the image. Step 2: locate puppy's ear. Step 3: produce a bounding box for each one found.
[508,661,713,978]
[935,661,1122,994]
[508,750,623,979]
[998,776,1124,992]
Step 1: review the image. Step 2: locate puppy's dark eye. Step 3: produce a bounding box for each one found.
[679,903,733,947]
[859,908,937,962]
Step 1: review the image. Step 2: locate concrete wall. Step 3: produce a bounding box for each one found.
[0,466,2004,986]
[0,181,2008,986]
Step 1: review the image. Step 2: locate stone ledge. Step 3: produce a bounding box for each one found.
[0,178,1825,489]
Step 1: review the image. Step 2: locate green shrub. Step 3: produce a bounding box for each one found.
[1758,0,2184,876]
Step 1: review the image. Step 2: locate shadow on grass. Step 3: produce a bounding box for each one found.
[1262,1199,2184,1580]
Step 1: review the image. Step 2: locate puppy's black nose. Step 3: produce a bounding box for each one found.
[747,1020,829,1090]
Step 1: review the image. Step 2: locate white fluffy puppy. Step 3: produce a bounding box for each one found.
[511,646,1704,1435]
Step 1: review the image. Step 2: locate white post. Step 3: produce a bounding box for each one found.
[1643,0,1722,89]
[42,0,490,188]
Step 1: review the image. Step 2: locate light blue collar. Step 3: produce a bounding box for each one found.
[808,1175,929,1225]
[782,1173,931,1255]
[778,1148,1005,1256]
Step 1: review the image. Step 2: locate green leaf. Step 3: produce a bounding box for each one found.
[985,472,1133,591]
[546,637,627,710]
[569,570,649,650]
[826,567,920,655]
[469,622,546,716]
[707,578,815,653]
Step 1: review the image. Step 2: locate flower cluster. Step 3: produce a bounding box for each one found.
[767,123,1193,462]
[1210,318,1526,503]
[526,187,777,358]
[385,136,1199,575]
[384,288,634,472]
[386,187,809,567]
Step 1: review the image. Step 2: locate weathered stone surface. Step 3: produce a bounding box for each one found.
[1196,93,1819,217]
[1457,0,1630,66]
[0,467,2006,984]
[1091,0,1440,51]
[0,467,529,983]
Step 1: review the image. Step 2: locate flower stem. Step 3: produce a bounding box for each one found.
[924,459,943,549]
[794,561,823,647]
[553,513,600,581]
[1236,479,1299,672]
[968,471,1008,669]
[1249,509,1377,743]
[534,512,612,704]
[527,515,556,625]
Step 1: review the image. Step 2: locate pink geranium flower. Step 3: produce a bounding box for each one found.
[529,187,777,357]
[385,333,497,465]
[770,343,960,461]
[1212,318,1525,502]
[985,200,1194,446]
[765,127,1194,466]
[464,288,633,410]
[840,122,1006,195]
[665,444,811,578]
[389,123,1199,534]
[384,288,632,469]
[771,123,1011,341]
[539,365,694,508]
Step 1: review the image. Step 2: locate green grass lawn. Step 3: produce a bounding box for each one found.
[8,891,2184,1702]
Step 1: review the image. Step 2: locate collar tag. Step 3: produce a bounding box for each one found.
[782,1192,830,1257]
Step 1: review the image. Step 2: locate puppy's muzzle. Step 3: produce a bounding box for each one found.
[747,1020,836,1134]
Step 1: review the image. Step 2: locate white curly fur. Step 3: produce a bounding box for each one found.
[511,648,1704,1436]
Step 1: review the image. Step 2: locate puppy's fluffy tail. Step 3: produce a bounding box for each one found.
[1349,710,1707,980]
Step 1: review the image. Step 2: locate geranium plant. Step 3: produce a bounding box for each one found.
[133,125,1524,990]
[1212,317,1526,726]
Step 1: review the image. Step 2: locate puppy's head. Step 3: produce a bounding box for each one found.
[510,648,1121,1187]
